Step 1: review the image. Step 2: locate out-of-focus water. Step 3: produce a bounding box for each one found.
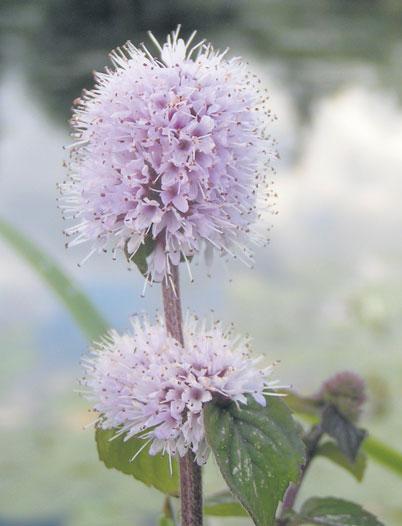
[1,1,402,525]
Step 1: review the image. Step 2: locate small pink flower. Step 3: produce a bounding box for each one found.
[82,315,284,464]
[61,28,276,281]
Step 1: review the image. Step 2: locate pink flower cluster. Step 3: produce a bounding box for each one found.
[61,28,275,281]
[82,315,283,464]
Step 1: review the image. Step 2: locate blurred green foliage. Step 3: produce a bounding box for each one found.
[0,217,108,340]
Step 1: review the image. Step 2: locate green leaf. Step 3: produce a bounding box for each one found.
[286,392,402,478]
[96,428,179,497]
[316,441,367,482]
[204,491,248,517]
[0,217,108,340]
[295,497,384,525]
[125,236,155,276]
[364,435,402,477]
[204,396,305,526]
[321,405,367,462]
[159,517,175,526]
[284,392,321,418]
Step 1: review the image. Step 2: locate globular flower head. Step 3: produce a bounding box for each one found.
[82,315,283,464]
[61,27,276,281]
[316,371,366,422]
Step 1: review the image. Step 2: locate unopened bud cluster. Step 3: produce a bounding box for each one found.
[317,371,366,422]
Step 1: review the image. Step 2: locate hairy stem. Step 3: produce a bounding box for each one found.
[278,425,323,525]
[162,265,203,526]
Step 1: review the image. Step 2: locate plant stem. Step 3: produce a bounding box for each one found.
[277,425,323,525]
[162,265,203,526]
[163,496,175,523]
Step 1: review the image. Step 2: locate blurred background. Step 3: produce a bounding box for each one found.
[1,1,402,525]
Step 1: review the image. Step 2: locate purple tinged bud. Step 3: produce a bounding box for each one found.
[317,371,367,422]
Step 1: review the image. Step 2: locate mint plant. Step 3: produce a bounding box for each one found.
[58,27,385,526]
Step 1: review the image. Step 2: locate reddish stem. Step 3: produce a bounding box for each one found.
[162,265,203,526]
[278,425,323,525]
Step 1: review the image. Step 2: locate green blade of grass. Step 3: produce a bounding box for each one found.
[0,217,108,341]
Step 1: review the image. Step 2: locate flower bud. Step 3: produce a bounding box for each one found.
[317,371,366,422]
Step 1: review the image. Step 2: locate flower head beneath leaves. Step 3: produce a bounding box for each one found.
[61,27,276,281]
[82,315,284,464]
